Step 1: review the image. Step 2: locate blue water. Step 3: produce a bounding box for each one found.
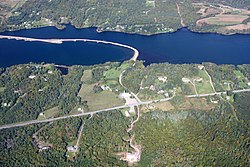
[0,25,250,67]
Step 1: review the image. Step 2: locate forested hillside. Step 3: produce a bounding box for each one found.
[0,0,250,34]
[0,62,249,166]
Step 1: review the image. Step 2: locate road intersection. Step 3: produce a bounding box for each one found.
[0,88,249,130]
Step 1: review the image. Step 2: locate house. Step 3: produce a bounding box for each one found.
[164,93,169,97]
[182,77,190,83]
[78,108,84,112]
[39,113,44,116]
[67,146,78,152]
[158,76,168,83]
[158,90,165,94]
[195,78,203,82]
[198,65,204,70]
[29,75,36,79]
[101,85,112,91]
[38,146,50,152]
[149,85,156,91]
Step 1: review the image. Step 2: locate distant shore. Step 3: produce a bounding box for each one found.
[0,35,139,61]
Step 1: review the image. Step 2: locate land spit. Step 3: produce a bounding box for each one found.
[0,35,139,61]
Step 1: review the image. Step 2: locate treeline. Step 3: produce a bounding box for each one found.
[58,66,84,115]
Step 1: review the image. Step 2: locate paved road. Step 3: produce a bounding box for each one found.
[0,89,250,130]
[0,105,128,130]
[186,89,250,98]
[0,35,139,61]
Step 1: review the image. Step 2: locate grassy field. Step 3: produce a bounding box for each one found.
[195,70,214,94]
[154,101,175,111]
[37,106,59,120]
[104,68,121,80]
[234,70,245,79]
[104,62,131,80]
[78,83,124,111]
[81,70,92,83]
[173,97,216,111]
[205,15,248,25]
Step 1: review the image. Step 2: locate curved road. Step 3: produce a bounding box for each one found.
[0,35,139,61]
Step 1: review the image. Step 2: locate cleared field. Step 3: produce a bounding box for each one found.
[104,62,131,80]
[37,106,59,120]
[234,70,245,79]
[104,68,121,80]
[226,22,250,30]
[195,70,214,94]
[196,81,213,94]
[177,98,216,111]
[183,83,196,95]
[197,14,248,26]
[84,90,124,111]
[81,70,92,83]
[154,101,175,111]
[78,83,124,111]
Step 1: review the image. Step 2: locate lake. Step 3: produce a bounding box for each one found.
[0,25,250,67]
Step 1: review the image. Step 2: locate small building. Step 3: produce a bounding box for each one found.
[158,76,168,83]
[78,108,84,112]
[67,146,78,152]
[158,90,165,94]
[182,77,190,83]
[164,93,169,97]
[39,113,44,116]
[198,65,204,70]
[48,70,53,74]
[149,85,156,91]
[101,85,112,91]
[195,78,203,82]
[38,89,44,92]
[29,75,36,79]
[38,146,50,152]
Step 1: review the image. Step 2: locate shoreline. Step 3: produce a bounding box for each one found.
[2,24,250,37]
[0,35,139,61]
